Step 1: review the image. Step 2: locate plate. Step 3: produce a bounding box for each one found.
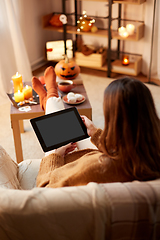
[62,94,85,105]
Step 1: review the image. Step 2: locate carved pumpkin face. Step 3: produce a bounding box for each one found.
[55,57,80,80]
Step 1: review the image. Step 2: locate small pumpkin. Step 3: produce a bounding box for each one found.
[55,55,80,80]
[77,11,95,32]
[77,17,94,32]
[49,14,63,27]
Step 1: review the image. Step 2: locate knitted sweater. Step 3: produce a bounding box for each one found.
[36,129,133,188]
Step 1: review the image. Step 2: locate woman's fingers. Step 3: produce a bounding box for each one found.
[65,143,77,154]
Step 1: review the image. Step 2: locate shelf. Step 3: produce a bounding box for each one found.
[113,0,146,4]
[112,23,144,41]
[76,0,146,4]
[75,49,107,68]
[74,51,142,76]
[111,56,142,76]
[74,48,142,76]
[42,13,144,41]
[42,0,146,77]
[43,24,109,37]
[77,59,142,76]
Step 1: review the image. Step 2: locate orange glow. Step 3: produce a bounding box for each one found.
[122,56,129,66]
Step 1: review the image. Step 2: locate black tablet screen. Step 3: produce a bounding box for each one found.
[30,107,89,152]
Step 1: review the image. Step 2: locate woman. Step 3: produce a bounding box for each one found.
[32,67,160,188]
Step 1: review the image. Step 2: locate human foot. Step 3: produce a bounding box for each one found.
[32,76,47,110]
[44,66,59,99]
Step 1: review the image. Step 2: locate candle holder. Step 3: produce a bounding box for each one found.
[118,26,129,38]
[12,72,23,93]
[118,26,126,35]
[122,55,129,66]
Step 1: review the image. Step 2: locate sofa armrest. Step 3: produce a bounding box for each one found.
[100,179,160,240]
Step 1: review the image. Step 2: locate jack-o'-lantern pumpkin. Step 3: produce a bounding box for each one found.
[55,55,80,80]
[77,11,95,32]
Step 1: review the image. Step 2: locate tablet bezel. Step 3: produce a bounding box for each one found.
[30,107,89,152]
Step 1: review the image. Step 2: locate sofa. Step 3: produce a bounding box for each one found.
[0,145,160,240]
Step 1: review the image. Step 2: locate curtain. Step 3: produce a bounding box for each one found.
[0,0,32,105]
[141,0,160,80]
[151,0,160,80]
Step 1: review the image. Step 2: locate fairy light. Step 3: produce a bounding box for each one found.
[83,10,87,17]
[77,10,95,32]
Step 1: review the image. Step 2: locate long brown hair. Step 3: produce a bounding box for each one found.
[99,76,160,180]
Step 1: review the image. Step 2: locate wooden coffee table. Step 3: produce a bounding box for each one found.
[10,83,92,163]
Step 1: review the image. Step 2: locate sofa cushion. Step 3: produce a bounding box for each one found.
[18,159,41,190]
[0,145,20,189]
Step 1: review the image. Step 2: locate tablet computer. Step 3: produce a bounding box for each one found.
[30,107,89,152]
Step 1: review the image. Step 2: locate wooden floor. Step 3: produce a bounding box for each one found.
[32,62,160,86]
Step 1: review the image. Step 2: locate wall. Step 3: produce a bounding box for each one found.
[16,0,62,70]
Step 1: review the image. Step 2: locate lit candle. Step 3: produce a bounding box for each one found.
[12,72,23,93]
[118,27,129,38]
[121,31,129,38]
[22,85,33,99]
[126,24,135,35]
[14,90,24,103]
[122,56,129,66]
[118,26,126,35]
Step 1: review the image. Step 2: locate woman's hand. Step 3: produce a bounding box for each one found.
[81,115,97,137]
[54,142,77,157]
